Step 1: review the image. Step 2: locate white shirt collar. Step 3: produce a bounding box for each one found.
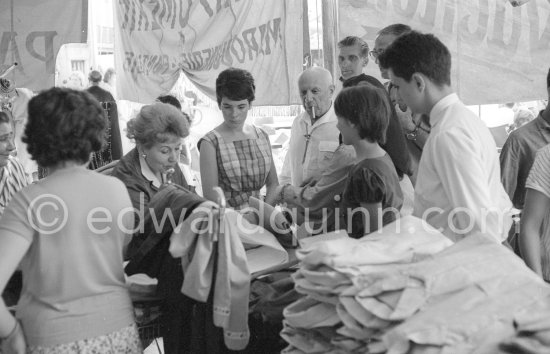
[139,153,163,188]
[429,93,459,127]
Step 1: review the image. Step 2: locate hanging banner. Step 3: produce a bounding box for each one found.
[339,0,550,105]
[0,0,87,91]
[114,0,303,105]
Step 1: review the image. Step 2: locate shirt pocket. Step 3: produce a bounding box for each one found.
[317,140,339,171]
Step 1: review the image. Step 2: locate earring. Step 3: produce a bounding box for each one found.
[142,153,147,159]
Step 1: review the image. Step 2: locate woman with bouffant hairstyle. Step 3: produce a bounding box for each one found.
[112,102,205,354]
[335,84,403,238]
[112,102,199,210]
[0,87,141,353]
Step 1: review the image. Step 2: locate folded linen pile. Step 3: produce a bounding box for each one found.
[500,294,550,354]
[380,235,550,353]
[281,216,453,353]
[282,215,550,353]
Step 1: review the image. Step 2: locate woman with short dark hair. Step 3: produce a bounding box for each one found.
[0,87,141,353]
[198,68,278,209]
[335,84,403,238]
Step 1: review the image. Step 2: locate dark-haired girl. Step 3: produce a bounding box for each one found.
[335,84,403,238]
[198,68,278,209]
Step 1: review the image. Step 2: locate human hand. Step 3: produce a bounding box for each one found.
[300,176,319,187]
[394,103,416,132]
[265,185,284,205]
[1,321,26,354]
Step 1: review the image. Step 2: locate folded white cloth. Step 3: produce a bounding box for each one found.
[381,235,550,353]
[230,209,289,274]
[296,216,452,271]
[284,297,340,329]
[169,206,251,350]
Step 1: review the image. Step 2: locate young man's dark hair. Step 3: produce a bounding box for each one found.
[378,30,451,86]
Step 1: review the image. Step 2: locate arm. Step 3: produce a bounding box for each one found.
[395,106,429,151]
[360,201,383,234]
[0,233,30,353]
[410,114,430,150]
[298,145,355,209]
[278,147,292,185]
[499,137,519,204]
[278,118,299,186]
[264,155,279,206]
[434,132,509,240]
[519,188,549,276]
[199,140,220,203]
[120,188,135,259]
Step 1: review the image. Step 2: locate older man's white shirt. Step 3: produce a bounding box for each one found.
[413,93,513,242]
[279,106,340,186]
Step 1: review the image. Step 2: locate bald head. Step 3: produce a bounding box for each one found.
[298,67,335,119]
[299,67,333,87]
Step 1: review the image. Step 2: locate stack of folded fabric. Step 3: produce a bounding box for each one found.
[282,215,550,353]
[500,294,550,353]
[378,235,550,353]
[281,216,454,353]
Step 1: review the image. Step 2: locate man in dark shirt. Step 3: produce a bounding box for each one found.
[500,68,550,210]
[337,36,411,178]
[86,70,123,169]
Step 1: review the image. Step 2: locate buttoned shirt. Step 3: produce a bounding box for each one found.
[500,112,550,209]
[413,93,513,242]
[0,156,29,216]
[525,144,550,281]
[280,106,340,186]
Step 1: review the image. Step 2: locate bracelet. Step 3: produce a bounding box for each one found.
[1,320,19,341]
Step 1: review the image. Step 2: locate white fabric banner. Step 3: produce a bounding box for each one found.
[0,0,87,90]
[339,0,550,105]
[114,0,303,105]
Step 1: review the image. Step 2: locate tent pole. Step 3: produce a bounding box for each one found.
[322,0,338,82]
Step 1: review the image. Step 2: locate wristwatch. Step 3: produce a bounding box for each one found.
[406,126,419,141]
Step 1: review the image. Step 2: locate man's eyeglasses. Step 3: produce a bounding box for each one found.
[369,49,384,60]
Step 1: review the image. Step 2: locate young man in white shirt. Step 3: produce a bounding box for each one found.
[379,31,512,243]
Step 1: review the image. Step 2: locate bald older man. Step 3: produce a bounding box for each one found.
[280,67,340,187]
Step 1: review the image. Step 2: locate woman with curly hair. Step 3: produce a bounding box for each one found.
[112,102,199,210]
[0,88,141,353]
[112,102,204,354]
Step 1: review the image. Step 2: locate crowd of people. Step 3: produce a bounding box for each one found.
[0,23,549,354]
